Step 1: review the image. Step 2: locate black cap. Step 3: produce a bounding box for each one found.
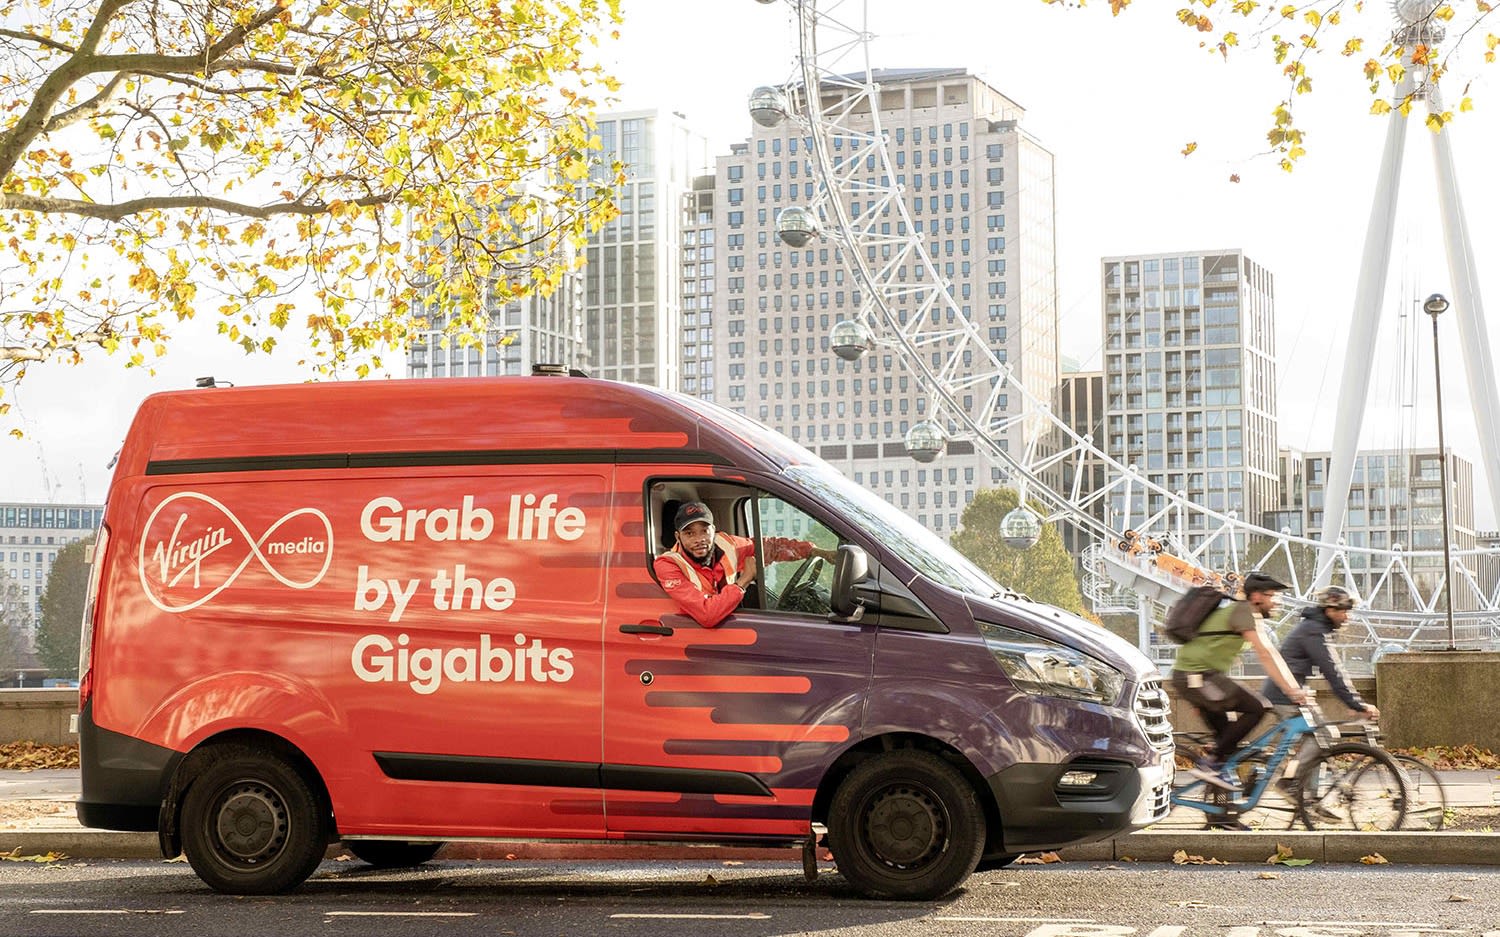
[673,501,714,532]
[1242,570,1289,594]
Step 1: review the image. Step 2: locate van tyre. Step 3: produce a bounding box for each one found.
[344,840,444,868]
[827,749,985,900]
[180,745,330,895]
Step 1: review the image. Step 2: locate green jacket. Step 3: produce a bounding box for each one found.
[1172,600,1256,674]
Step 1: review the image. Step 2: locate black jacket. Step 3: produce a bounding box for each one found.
[1262,607,1367,711]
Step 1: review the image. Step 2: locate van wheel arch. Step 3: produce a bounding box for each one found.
[162,730,335,861]
[812,733,1004,862]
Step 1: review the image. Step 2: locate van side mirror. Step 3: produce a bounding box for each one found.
[830,544,870,620]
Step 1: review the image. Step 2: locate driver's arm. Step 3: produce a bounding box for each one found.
[763,537,834,563]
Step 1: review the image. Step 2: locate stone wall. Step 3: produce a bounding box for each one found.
[0,689,78,746]
[1376,650,1500,750]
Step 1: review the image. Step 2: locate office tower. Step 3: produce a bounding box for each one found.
[0,502,102,678]
[583,109,713,389]
[680,173,717,400]
[405,267,585,379]
[1296,447,1476,609]
[714,68,1060,537]
[1101,250,1279,560]
[1056,369,1106,557]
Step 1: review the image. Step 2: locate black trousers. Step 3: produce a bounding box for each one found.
[1170,669,1269,761]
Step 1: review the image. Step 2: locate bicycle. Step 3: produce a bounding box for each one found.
[1171,701,1409,831]
[1335,721,1449,831]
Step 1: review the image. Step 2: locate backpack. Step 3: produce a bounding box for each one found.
[1161,585,1229,644]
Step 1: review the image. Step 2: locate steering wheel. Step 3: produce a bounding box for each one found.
[776,556,826,611]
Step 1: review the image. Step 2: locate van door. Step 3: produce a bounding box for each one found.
[330,467,608,838]
[602,471,875,839]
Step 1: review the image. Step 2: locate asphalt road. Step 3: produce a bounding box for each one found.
[2,859,1498,937]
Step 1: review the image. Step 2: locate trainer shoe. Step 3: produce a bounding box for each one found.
[1187,757,1235,789]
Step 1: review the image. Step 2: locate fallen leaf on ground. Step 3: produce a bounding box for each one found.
[332,853,353,862]
[1360,853,1389,865]
[700,873,719,885]
[1015,851,1063,865]
[3,847,66,862]
[721,860,743,866]
[1172,849,1228,865]
[1171,899,1212,908]
[1257,871,1281,879]
[1447,894,1473,903]
[986,880,1022,888]
[0,742,80,771]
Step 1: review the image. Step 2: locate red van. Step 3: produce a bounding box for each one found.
[78,375,1173,899]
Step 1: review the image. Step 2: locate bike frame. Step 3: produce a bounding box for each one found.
[1171,711,1320,819]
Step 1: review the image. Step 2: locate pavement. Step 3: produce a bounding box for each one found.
[4,768,1499,867]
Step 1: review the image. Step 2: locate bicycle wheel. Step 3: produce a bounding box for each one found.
[1294,742,1408,831]
[1391,754,1448,831]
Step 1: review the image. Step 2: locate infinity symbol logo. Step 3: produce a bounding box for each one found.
[137,491,334,613]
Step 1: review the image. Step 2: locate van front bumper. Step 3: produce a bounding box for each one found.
[986,756,1174,852]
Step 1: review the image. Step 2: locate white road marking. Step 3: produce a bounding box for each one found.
[610,913,772,920]
[324,911,476,918]
[1259,925,1444,929]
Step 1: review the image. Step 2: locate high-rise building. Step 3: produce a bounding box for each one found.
[1292,447,1476,608]
[679,173,718,400]
[1101,250,1279,559]
[405,269,585,379]
[0,502,102,667]
[713,69,1060,537]
[1055,369,1106,557]
[583,109,713,389]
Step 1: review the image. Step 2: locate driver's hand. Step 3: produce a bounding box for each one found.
[818,547,838,562]
[737,556,758,586]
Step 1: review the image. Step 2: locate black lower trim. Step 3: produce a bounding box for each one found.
[147,447,732,476]
[985,758,1143,852]
[76,801,159,832]
[373,752,772,798]
[76,702,181,832]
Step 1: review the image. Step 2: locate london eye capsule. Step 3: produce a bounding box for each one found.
[904,420,946,463]
[1000,506,1042,550]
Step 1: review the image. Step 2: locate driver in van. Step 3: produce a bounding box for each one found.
[653,500,837,628]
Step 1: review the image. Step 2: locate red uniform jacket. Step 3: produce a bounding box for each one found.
[652,532,818,628]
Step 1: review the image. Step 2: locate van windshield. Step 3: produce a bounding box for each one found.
[786,464,1004,598]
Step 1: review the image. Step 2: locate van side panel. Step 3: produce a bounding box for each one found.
[96,466,610,838]
[600,465,874,839]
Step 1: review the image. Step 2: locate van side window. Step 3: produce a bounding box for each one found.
[755,495,840,616]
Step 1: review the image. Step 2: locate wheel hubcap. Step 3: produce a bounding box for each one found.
[864,783,945,868]
[213,784,288,864]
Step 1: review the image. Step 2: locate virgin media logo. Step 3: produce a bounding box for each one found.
[137,491,334,613]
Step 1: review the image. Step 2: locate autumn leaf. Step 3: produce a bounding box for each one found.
[1182,142,1199,157]
[1360,853,1389,864]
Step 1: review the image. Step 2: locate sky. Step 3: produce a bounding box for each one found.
[6,0,1500,526]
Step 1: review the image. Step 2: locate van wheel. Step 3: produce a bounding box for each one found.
[344,840,444,868]
[827,749,984,900]
[180,745,330,895]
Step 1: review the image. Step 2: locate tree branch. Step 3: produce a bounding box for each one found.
[0,27,77,55]
[43,70,132,134]
[0,190,391,221]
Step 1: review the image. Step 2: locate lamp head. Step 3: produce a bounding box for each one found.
[1423,292,1450,317]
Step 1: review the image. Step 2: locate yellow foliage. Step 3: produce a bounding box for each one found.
[0,0,621,394]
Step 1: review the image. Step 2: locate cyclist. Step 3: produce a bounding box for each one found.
[1171,570,1308,789]
[1262,585,1380,720]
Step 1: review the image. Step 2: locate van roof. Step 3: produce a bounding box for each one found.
[114,377,815,481]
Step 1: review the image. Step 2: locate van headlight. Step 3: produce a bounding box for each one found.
[977,621,1124,706]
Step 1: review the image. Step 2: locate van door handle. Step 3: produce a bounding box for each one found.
[619,623,674,636]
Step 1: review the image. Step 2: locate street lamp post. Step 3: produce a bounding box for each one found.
[1424,292,1457,650]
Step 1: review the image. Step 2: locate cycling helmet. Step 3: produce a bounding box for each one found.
[1315,585,1357,610]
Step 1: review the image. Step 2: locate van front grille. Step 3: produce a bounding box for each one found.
[1133,677,1174,752]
